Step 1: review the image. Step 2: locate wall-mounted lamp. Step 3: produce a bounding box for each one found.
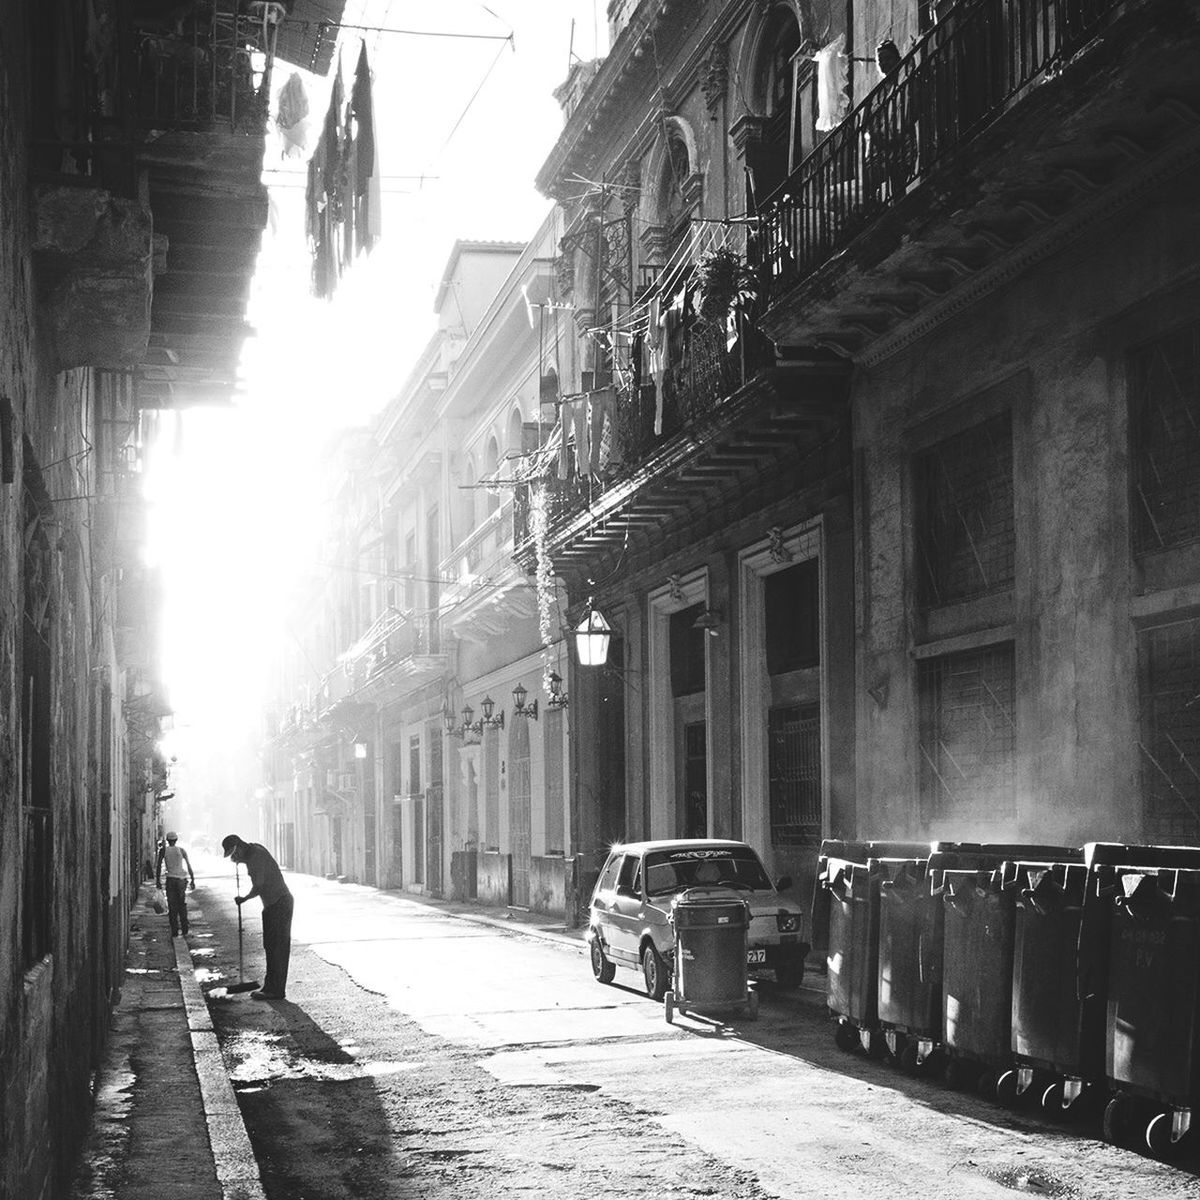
[692,606,722,637]
[353,741,369,759]
[573,601,611,666]
[512,682,538,720]
[443,700,459,736]
[480,695,505,730]
[546,671,569,710]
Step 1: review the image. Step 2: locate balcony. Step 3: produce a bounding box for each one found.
[757,0,1200,357]
[341,610,449,704]
[514,312,848,572]
[440,506,538,640]
[30,1,277,400]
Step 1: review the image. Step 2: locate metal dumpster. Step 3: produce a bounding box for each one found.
[1009,858,1107,1118]
[940,864,1017,1090]
[814,840,933,1055]
[664,894,757,1023]
[1096,857,1200,1158]
[877,843,1079,1077]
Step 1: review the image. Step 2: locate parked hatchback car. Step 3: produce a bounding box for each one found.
[587,839,809,1000]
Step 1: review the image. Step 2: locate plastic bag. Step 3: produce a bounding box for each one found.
[152,888,166,914]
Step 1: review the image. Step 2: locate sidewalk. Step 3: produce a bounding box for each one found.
[69,881,595,1200]
[70,879,823,1199]
[70,883,264,1200]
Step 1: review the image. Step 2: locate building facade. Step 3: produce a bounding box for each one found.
[1,1,291,1193]
[523,0,863,921]
[262,0,1199,945]
[264,220,581,916]
[751,0,1200,846]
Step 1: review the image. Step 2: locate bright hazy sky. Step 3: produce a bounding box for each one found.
[146,1,607,761]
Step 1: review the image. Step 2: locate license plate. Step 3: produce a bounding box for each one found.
[747,949,767,964]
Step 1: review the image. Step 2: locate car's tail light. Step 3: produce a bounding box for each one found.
[776,910,799,932]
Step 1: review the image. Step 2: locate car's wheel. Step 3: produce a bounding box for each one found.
[641,943,669,1001]
[590,936,616,984]
[774,957,805,991]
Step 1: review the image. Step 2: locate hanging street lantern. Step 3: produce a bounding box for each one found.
[574,605,611,667]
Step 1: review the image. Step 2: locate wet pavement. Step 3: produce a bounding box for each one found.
[68,867,1200,1200]
[69,871,597,1200]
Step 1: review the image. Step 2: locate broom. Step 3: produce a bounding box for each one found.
[227,863,261,995]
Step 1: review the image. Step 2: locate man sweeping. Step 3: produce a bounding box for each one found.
[222,834,293,1001]
[155,831,195,937]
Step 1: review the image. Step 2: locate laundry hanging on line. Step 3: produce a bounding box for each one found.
[305,42,382,300]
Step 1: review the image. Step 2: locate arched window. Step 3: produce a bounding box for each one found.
[507,406,524,457]
[748,7,815,206]
[659,126,695,258]
[462,457,477,537]
[484,435,500,518]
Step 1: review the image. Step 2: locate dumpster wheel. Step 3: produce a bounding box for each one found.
[1102,1095,1139,1148]
[1146,1109,1191,1160]
[664,990,675,1024]
[834,1019,859,1052]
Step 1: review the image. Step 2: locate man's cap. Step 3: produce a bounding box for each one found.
[221,834,240,857]
[166,831,178,840]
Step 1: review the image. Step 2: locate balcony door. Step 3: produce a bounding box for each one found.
[648,571,712,840]
[426,724,443,896]
[509,716,532,907]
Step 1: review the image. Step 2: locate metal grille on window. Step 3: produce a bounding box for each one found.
[1138,617,1200,845]
[916,412,1014,606]
[1129,322,1200,556]
[768,704,822,845]
[918,643,1016,820]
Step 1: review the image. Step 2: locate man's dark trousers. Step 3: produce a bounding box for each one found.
[262,892,294,997]
[166,877,189,936]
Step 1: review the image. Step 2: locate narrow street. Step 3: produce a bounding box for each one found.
[169,858,1200,1200]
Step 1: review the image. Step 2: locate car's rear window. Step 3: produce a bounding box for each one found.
[643,847,772,896]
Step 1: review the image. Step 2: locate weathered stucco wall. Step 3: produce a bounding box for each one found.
[854,166,1200,845]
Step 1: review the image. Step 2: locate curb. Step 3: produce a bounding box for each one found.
[173,934,268,1200]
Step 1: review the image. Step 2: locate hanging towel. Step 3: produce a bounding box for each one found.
[589,388,620,474]
[813,34,849,131]
[569,398,592,477]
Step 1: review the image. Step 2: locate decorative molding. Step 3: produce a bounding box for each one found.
[767,526,793,563]
[554,249,575,300]
[680,170,705,211]
[852,128,1200,367]
[702,42,728,119]
[728,113,768,156]
[640,222,671,264]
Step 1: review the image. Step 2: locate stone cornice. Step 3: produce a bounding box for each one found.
[536,0,758,201]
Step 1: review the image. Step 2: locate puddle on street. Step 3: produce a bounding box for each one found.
[193,968,224,985]
[189,947,215,959]
[125,968,163,976]
[223,1029,416,1087]
[979,1165,1081,1198]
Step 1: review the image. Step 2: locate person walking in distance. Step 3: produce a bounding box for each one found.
[222,834,293,1001]
[155,831,196,937]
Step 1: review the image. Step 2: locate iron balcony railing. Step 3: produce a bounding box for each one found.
[757,0,1122,295]
[514,310,774,543]
[118,0,275,136]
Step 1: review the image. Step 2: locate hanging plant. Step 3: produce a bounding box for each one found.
[694,246,758,324]
[530,483,556,694]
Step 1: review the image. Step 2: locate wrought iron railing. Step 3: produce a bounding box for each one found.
[119,1,274,135]
[758,0,1121,295]
[514,310,773,545]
